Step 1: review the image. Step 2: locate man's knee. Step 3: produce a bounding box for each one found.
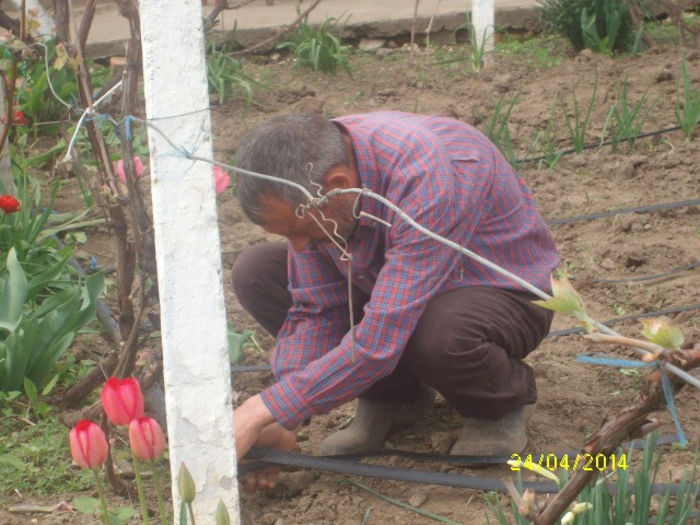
[232,242,284,295]
[232,242,289,313]
[404,306,479,374]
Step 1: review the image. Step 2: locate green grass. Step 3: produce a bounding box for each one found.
[0,416,94,498]
[644,13,700,45]
[278,14,351,75]
[495,33,567,69]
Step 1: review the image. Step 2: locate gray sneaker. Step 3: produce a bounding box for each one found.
[319,386,436,456]
[449,404,534,456]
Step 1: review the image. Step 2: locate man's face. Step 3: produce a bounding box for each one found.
[260,195,357,252]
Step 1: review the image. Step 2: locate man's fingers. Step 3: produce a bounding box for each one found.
[240,468,281,493]
[243,474,257,494]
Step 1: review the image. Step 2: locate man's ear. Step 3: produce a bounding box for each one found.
[323,165,354,191]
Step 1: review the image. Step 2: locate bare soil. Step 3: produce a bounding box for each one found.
[2,34,699,525]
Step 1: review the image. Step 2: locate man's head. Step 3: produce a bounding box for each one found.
[234,113,360,251]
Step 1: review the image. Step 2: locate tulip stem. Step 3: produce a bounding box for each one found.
[132,453,151,525]
[150,460,168,525]
[93,469,111,525]
[187,502,197,525]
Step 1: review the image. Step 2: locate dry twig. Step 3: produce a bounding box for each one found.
[533,347,700,525]
[230,0,322,56]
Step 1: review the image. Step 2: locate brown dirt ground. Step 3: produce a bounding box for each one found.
[2,32,700,525]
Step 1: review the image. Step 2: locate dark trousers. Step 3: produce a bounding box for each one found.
[232,242,553,419]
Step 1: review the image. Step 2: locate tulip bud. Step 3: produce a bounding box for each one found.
[215,499,230,525]
[213,166,231,196]
[101,376,144,426]
[178,462,196,503]
[128,416,166,462]
[571,502,593,514]
[114,156,146,184]
[69,420,109,470]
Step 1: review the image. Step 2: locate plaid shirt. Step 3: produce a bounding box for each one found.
[260,112,560,429]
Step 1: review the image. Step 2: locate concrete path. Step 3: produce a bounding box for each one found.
[79,0,542,57]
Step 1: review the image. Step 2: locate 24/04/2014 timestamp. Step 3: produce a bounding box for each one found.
[510,453,628,472]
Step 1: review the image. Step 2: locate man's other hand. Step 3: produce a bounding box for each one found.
[234,394,297,492]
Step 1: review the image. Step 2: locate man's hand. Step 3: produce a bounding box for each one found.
[233,394,297,492]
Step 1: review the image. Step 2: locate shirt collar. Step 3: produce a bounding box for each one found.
[331,119,386,233]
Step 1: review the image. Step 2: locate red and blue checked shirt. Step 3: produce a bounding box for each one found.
[259,111,560,429]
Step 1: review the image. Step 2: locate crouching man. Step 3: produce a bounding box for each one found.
[230,112,559,489]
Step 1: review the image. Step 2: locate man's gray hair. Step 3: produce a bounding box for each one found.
[234,113,348,225]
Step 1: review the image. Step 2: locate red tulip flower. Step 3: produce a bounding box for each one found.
[69,420,109,469]
[129,416,166,462]
[13,111,26,125]
[100,376,144,426]
[0,194,20,214]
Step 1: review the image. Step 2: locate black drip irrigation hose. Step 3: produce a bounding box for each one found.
[241,434,695,496]
[231,302,700,374]
[547,198,700,226]
[592,261,700,285]
[517,124,688,165]
[545,303,700,339]
[317,434,680,466]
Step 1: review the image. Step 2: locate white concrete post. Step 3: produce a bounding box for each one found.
[472,0,495,56]
[138,0,239,521]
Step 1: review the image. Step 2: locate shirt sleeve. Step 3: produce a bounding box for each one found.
[260,132,484,429]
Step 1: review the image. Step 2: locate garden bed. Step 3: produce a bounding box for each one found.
[2,28,699,525]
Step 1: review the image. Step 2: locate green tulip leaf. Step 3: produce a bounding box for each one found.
[0,248,28,330]
[73,496,101,514]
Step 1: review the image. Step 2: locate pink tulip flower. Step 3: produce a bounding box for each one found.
[114,156,145,183]
[213,165,231,195]
[100,376,144,426]
[69,420,109,469]
[129,417,166,462]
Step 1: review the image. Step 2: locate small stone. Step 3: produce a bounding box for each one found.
[351,495,365,505]
[262,513,278,525]
[614,215,636,233]
[625,254,647,268]
[377,88,397,97]
[643,223,652,230]
[408,491,427,507]
[359,38,386,51]
[430,431,453,454]
[615,159,635,179]
[656,69,673,83]
[600,258,616,270]
[376,48,393,58]
[276,470,316,496]
[628,154,647,167]
[297,495,313,512]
